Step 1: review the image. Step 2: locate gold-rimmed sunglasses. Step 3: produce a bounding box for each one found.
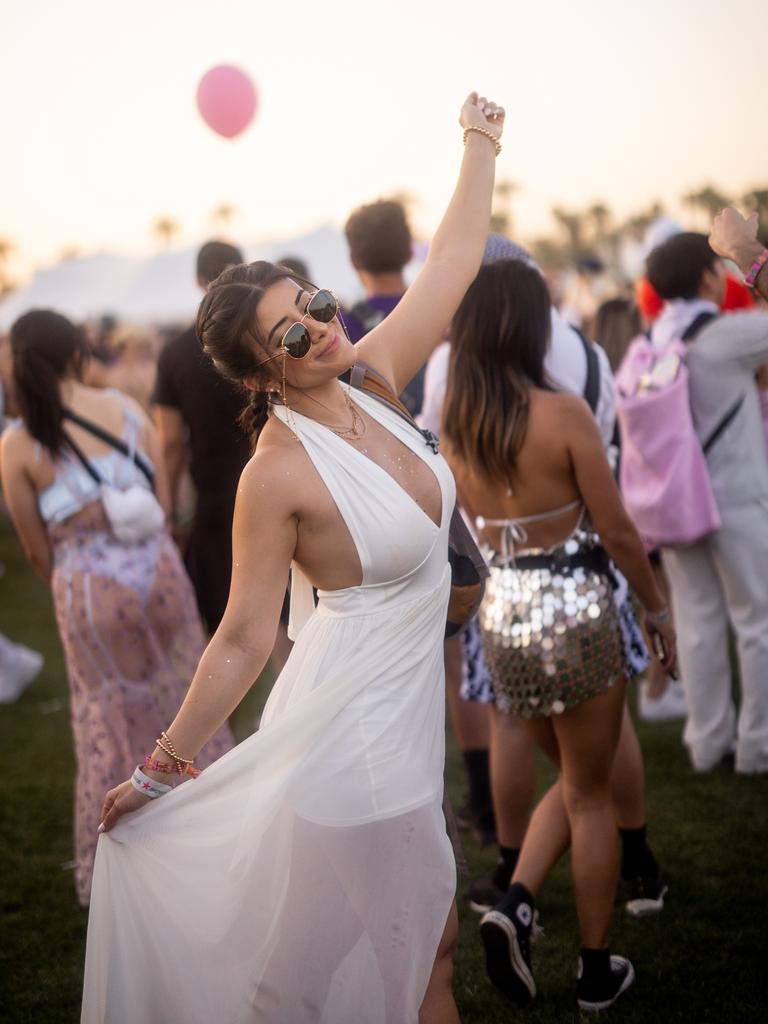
[255,289,340,367]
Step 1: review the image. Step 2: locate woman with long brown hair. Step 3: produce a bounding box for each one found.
[0,310,233,906]
[80,94,505,1024]
[442,260,676,1012]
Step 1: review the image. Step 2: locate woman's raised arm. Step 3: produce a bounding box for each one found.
[356,92,504,394]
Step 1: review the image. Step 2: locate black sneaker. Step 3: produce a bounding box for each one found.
[467,875,507,914]
[621,871,668,917]
[576,955,635,1012]
[480,885,536,1004]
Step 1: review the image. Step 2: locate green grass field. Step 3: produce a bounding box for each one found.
[1,515,765,1023]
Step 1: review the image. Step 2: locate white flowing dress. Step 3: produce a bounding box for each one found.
[81,386,457,1023]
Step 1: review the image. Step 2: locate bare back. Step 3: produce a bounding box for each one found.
[15,385,152,494]
[447,388,590,551]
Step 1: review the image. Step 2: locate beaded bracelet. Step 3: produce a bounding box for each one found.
[131,766,173,799]
[156,731,202,777]
[143,755,176,774]
[144,754,201,778]
[744,248,768,289]
[463,125,501,156]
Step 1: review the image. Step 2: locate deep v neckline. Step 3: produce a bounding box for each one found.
[290,388,444,531]
[339,389,443,530]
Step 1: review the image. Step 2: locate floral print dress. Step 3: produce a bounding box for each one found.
[38,396,234,904]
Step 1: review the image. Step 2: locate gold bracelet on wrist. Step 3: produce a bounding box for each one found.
[463,125,501,156]
[156,730,195,774]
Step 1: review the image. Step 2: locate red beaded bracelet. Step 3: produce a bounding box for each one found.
[744,248,768,288]
[143,755,201,778]
[143,755,175,774]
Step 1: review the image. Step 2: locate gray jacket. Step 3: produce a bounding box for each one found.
[686,312,768,509]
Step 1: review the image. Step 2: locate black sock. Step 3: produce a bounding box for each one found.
[580,947,610,978]
[619,825,660,879]
[462,748,494,821]
[492,845,519,890]
[500,881,535,924]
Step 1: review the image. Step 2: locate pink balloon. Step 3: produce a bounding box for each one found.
[196,65,257,140]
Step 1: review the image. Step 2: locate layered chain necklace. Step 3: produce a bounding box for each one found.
[283,386,366,441]
[330,389,366,440]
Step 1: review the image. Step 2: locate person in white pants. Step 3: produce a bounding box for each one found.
[647,231,768,774]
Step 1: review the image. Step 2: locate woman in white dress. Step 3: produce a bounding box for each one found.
[82,93,504,1023]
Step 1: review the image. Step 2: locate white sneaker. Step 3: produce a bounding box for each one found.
[639,678,687,723]
[0,637,44,704]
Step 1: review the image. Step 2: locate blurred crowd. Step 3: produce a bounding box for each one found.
[1,188,767,1011]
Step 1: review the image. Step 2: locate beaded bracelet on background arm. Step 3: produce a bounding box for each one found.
[745,249,768,302]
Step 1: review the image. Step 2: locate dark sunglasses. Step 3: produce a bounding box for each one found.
[256,289,339,366]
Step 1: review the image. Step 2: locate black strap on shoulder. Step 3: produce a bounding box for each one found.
[681,311,718,342]
[61,409,155,488]
[61,428,105,486]
[572,328,600,414]
[677,312,743,455]
[703,396,745,454]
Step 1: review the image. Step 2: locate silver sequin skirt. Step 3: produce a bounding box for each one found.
[478,530,627,718]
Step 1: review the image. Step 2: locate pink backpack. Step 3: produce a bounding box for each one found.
[616,313,742,549]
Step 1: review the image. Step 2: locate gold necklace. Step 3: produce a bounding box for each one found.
[284,387,366,440]
[330,390,366,440]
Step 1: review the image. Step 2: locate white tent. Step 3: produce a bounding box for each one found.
[0,225,365,329]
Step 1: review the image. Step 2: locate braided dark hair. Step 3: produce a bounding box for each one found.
[10,309,88,453]
[196,261,314,450]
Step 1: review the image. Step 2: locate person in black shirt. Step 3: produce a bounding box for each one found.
[153,240,249,632]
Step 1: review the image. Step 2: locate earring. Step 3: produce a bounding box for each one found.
[280,352,288,407]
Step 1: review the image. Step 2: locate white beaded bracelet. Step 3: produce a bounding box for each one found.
[131,766,173,799]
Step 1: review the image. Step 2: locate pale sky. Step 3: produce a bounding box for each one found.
[2,0,767,279]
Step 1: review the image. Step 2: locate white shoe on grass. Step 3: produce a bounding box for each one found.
[0,637,44,704]
[639,678,687,723]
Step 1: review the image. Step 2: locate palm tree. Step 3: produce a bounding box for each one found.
[551,206,585,257]
[621,202,667,242]
[587,203,611,243]
[530,236,567,269]
[152,216,180,249]
[211,202,237,230]
[682,185,731,227]
[488,212,508,235]
[493,179,519,236]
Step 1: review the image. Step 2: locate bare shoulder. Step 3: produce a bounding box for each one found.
[104,388,151,425]
[0,422,34,464]
[526,391,600,464]
[237,416,312,515]
[534,389,594,427]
